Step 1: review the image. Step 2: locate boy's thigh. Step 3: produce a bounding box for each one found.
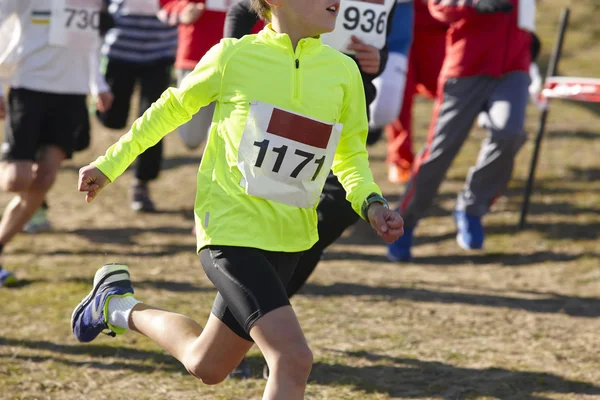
[200,245,300,342]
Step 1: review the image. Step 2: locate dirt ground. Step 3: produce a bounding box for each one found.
[1,1,599,399]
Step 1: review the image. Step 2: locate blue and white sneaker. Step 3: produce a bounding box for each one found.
[454,211,485,250]
[71,264,134,343]
[387,227,414,262]
[0,268,17,287]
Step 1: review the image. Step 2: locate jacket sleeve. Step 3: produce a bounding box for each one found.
[223,0,259,39]
[332,58,383,219]
[428,0,479,24]
[92,41,226,182]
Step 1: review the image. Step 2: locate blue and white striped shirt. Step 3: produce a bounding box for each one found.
[102,0,178,64]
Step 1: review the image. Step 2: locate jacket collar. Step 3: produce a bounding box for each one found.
[257,24,323,55]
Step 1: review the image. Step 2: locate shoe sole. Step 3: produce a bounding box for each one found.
[70,264,130,334]
[23,221,52,234]
[456,234,484,251]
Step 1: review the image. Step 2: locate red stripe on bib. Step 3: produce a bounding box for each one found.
[267,108,333,149]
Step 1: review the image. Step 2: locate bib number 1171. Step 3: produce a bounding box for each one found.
[253,139,326,181]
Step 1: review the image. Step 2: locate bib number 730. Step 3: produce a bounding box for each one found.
[64,8,100,30]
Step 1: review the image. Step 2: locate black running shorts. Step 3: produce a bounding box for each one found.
[2,87,90,161]
[200,245,302,341]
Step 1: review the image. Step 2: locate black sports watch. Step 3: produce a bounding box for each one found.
[361,193,389,220]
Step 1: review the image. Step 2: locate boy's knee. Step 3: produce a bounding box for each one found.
[185,356,229,385]
[33,168,58,192]
[273,344,314,383]
[0,162,34,192]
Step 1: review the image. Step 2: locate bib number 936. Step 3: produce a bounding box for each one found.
[343,7,386,34]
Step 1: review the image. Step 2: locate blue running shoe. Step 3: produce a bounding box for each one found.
[387,227,414,262]
[71,264,134,343]
[0,268,17,287]
[454,211,485,250]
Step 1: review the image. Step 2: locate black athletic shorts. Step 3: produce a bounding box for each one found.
[200,245,302,341]
[2,88,90,161]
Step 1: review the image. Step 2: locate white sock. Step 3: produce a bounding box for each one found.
[107,295,141,330]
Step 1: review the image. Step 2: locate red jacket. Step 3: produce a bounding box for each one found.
[415,0,447,31]
[429,0,531,79]
[160,0,262,70]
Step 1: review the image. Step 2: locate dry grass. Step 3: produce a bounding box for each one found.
[1,1,599,399]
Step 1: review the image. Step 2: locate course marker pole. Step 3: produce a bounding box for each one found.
[518,8,570,230]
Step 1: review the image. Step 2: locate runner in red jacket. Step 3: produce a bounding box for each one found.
[385,0,448,184]
[388,0,534,262]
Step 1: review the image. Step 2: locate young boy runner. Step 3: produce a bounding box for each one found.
[0,0,112,286]
[71,0,404,397]
[224,0,396,305]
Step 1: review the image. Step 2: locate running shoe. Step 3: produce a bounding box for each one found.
[131,185,156,213]
[388,163,411,185]
[71,264,134,342]
[228,358,251,379]
[23,207,52,234]
[454,211,485,250]
[0,268,17,287]
[387,226,414,262]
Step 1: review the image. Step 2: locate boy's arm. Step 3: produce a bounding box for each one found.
[331,60,383,219]
[92,42,225,182]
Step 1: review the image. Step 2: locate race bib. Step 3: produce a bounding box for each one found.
[205,0,232,12]
[321,0,395,53]
[518,0,535,32]
[237,101,343,208]
[121,0,160,16]
[48,0,102,49]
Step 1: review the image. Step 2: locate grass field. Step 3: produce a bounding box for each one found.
[1,1,600,399]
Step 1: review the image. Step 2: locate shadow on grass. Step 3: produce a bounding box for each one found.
[68,226,194,245]
[0,337,185,374]
[546,130,600,141]
[17,276,213,293]
[3,338,598,398]
[324,249,588,266]
[311,350,600,399]
[299,282,600,317]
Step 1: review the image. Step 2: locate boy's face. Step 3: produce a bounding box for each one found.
[282,0,341,36]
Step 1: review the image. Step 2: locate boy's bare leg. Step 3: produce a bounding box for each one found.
[250,306,313,400]
[0,146,65,246]
[129,306,254,384]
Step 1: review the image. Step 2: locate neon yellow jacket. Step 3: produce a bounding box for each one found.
[93,25,382,253]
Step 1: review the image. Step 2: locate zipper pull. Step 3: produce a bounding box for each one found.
[295,59,299,69]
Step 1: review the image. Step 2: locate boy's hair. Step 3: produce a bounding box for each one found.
[250,0,271,22]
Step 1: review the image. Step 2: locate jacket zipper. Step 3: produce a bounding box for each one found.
[294,58,300,100]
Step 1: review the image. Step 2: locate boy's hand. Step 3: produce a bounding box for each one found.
[180,2,205,24]
[347,35,380,74]
[78,165,111,203]
[96,91,114,113]
[368,203,404,243]
[0,96,5,119]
